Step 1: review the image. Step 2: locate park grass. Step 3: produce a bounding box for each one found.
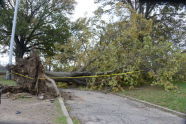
[119,81,186,113]
[0,76,17,86]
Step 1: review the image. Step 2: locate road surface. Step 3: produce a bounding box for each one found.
[61,89,185,124]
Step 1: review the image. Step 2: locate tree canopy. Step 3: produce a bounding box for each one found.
[45,0,186,91]
[0,0,185,91]
[96,0,185,18]
[95,0,186,47]
[0,0,75,59]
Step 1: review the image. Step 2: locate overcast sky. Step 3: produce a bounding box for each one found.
[72,0,97,21]
[0,0,97,65]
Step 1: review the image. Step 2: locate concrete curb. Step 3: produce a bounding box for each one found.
[58,97,73,124]
[46,76,73,124]
[115,93,186,119]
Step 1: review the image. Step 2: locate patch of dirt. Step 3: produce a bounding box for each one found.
[61,90,80,101]
[0,94,58,124]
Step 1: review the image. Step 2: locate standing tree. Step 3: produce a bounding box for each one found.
[96,0,186,19]
[95,0,186,47]
[0,0,4,7]
[0,0,75,60]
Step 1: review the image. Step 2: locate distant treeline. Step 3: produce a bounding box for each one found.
[139,0,186,5]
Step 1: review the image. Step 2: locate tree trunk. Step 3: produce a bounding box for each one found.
[14,36,26,60]
[15,44,25,59]
[45,71,92,85]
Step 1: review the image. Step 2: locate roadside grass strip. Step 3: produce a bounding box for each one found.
[120,82,186,113]
[54,99,68,124]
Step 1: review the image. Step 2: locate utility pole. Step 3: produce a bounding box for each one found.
[6,0,20,79]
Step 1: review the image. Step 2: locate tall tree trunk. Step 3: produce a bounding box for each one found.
[14,36,26,61]
[15,44,25,58]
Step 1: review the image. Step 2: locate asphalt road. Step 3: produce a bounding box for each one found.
[62,89,185,124]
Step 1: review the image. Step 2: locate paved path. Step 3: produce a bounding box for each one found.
[61,89,185,124]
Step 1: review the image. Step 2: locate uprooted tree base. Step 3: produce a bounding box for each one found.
[2,86,28,94]
[4,51,58,97]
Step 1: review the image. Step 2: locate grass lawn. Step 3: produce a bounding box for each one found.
[119,82,186,113]
[0,76,17,86]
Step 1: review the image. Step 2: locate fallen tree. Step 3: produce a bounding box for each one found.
[44,64,129,83]
[2,50,96,96]
[3,49,126,96]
